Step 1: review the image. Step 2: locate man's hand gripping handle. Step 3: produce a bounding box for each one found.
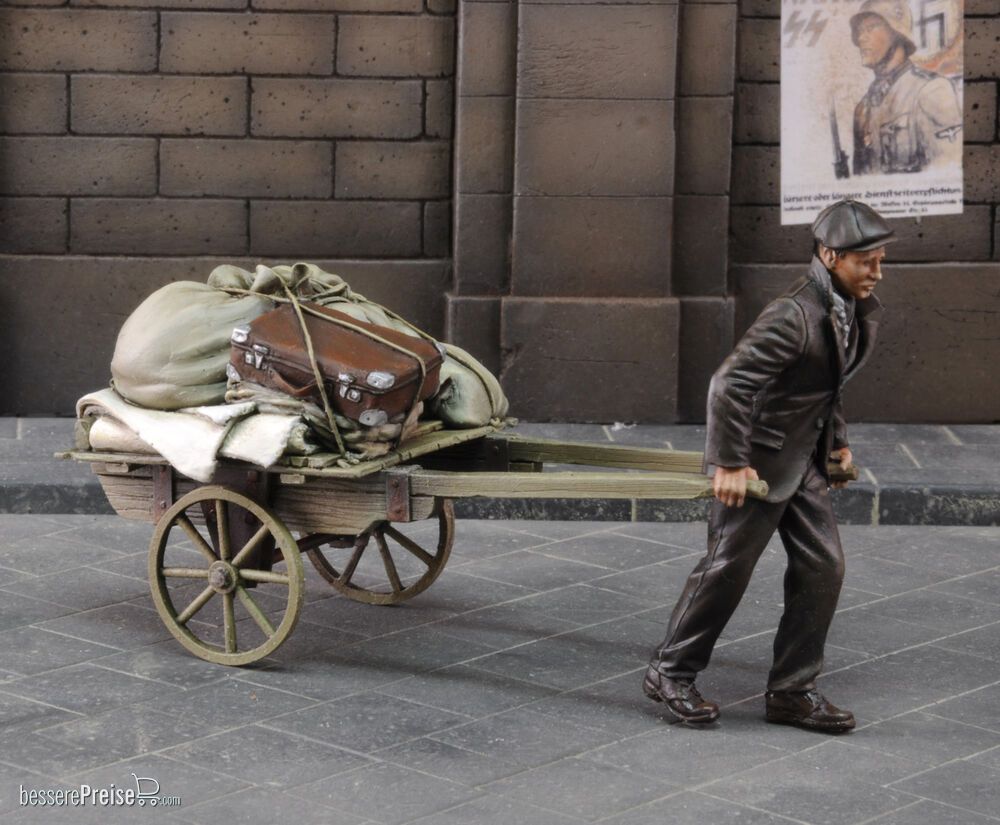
[712,466,768,508]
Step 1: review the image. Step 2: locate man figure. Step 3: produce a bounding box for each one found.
[643,199,893,732]
[851,0,962,175]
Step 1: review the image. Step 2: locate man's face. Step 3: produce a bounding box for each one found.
[830,248,886,299]
[855,15,896,67]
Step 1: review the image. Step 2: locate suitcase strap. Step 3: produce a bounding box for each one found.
[281,284,347,456]
[224,283,439,458]
[281,286,435,457]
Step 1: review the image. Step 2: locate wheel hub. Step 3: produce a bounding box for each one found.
[208,560,238,593]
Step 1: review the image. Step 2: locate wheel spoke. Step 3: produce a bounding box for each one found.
[162,567,210,579]
[338,535,368,586]
[176,514,218,564]
[231,523,272,569]
[223,592,237,654]
[176,585,216,625]
[150,485,304,665]
[375,531,403,593]
[216,500,231,561]
[383,525,434,567]
[239,569,290,586]
[237,586,275,637]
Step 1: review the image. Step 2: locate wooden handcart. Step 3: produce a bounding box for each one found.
[59,424,769,666]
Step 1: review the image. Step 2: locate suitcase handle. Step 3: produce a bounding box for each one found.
[268,369,318,399]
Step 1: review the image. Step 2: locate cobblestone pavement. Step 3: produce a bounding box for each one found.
[0,515,998,824]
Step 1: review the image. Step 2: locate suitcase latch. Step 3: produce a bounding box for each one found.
[336,373,361,401]
[250,344,269,370]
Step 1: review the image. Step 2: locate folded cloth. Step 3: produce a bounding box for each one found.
[77,387,304,482]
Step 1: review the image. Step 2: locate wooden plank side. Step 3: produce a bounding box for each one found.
[64,450,168,465]
[272,475,384,535]
[62,424,498,481]
[97,468,437,535]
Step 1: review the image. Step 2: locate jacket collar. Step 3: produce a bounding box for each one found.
[807,256,883,379]
[809,257,848,375]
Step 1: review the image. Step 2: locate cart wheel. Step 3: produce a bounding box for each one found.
[301,499,454,605]
[148,486,304,665]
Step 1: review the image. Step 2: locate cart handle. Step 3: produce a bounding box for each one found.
[405,468,770,502]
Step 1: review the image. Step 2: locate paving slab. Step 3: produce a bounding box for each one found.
[1,567,150,611]
[162,725,374,787]
[929,568,1000,605]
[0,592,76,633]
[0,626,118,676]
[374,663,560,718]
[90,640,233,690]
[598,791,795,825]
[290,762,482,825]
[35,602,176,650]
[408,793,587,825]
[173,788,365,825]
[890,760,1000,821]
[522,669,671,739]
[429,707,615,767]
[930,623,1000,662]
[586,727,787,788]
[69,754,248,807]
[0,516,997,825]
[926,684,1000,733]
[817,645,1000,722]
[466,614,661,690]
[454,549,617,591]
[530,532,694,572]
[141,679,317,728]
[858,711,1000,765]
[0,533,124,577]
[863,799,1000,824]
[1,663,181,717]
[484,756,677,822]
[376,737,527,788]
[702,757,918,825]
[0,691,81,736]
[263,691,470,753]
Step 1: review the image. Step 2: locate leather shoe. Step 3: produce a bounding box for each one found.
[765,689,855,732]
[643,666,719,724]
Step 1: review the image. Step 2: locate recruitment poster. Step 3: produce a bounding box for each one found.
[781,0,964,224]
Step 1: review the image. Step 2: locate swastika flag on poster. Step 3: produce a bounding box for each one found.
[781,0,964,224]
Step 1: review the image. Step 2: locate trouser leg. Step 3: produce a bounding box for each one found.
[650,495,784,679]
[767,463,846,692]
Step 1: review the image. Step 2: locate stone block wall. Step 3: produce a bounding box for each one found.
[730,0,1000,422]
[450,0,683,422]
[0,1,455,413]
[673,0,738,422]
[1,0,997,422]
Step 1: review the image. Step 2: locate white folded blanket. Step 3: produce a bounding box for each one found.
[77,388,304,482]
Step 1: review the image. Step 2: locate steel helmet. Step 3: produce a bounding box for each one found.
[850,0,917,57]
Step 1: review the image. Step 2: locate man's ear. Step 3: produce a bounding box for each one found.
[817,244,838,269]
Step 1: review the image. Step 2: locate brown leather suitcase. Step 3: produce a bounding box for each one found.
[229,303,443,427]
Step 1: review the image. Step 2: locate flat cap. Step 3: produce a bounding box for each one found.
[812,199,896,251]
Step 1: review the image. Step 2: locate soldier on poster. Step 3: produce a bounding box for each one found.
[780,0,964,224]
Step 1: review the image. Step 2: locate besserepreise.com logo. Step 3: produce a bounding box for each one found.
[19,774,181,808]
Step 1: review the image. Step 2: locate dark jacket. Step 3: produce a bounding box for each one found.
[705,257,882,502]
